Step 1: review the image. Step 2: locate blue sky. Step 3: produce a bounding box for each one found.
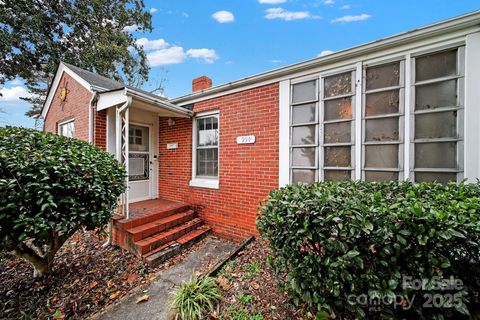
[1,0,479,128]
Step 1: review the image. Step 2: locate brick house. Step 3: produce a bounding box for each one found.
[41,11,480,263]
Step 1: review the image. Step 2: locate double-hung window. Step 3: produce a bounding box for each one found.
[363,61,405,181]
[412,48,464,183]
[58,119,75,138]
[195,114,219,178]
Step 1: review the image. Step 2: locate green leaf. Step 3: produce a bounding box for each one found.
[346,250,360,259]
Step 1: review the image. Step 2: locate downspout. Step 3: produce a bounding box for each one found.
[88,91,98,144]
[103,94,132,248]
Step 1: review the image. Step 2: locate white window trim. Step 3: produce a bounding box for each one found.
[190,110,220,189]
[281,41,471,184]
[58,118,75,138]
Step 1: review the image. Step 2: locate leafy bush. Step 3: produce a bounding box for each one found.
[0,127,125,277]
[257,181,480,319]
[171,275,221,320]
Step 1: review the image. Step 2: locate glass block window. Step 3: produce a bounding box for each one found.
[196,115,219,177]
[363,61,404,181]
[412,48,464,183]
[58,119,75,138]
[290,79,318,184]
[321,71,355,181]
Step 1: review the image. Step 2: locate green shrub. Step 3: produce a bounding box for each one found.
[257,181,480,319]
[0,127,125,277]
[171,275,221,320]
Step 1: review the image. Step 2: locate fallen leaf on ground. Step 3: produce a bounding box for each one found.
[137,294,149,303]
[109,291,121,300]
[88,281,98,290]
[127,273,137,284]
[216,276,232,291]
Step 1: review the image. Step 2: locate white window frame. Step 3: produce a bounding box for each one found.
[320,68,357,181]
[289,76,319,184]
[190,110,220,189]
[284,42,467,184]
[409,46,465,182]
[361,59,406,181]
[58,118,75,138]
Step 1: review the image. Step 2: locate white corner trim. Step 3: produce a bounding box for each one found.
[464,32,480,182]
[41,63,94,119]
[278,80,290,187]
[189,178,219,189]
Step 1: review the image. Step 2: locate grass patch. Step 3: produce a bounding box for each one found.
[237,292,253,305]
[224,306,264,320]
[240,262,260,280]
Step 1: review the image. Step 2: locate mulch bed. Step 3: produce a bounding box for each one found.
[0,230,209,320]
[215,239,313,320]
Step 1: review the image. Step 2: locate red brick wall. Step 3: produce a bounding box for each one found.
[94,109,107,150]
[44,72,92,142]
[158,83,279,241]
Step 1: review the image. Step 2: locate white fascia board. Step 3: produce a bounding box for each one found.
[41,62,95,119]
[125,88,192,117]
[171,11,480,106]
[96,89,129,111]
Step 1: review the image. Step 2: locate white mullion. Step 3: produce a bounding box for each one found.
[355,62,362,180]
[319,76,325,181]
[405,54,413,181]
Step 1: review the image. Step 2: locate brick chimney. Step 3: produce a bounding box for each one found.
[192,76,212,92]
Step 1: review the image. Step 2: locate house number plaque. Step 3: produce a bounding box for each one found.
[236,135,256,144]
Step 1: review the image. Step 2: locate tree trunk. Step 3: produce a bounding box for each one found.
[13,232,68,278]
[14,247,54,277]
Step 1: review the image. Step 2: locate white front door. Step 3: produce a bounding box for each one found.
[128,124,152,203]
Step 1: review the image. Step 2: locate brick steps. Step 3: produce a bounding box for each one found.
[127,210,196,241]
[112,201,209,265]
[135,218,204,255]
[144,226,212,267]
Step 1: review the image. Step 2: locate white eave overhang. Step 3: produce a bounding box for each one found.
[170,10,480,106]
[97,87,192,118]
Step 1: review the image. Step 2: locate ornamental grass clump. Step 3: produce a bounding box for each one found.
[0,127,125,277]
[257,180,480,319]
[171,275,221,320]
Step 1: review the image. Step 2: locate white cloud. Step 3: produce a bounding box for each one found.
[212,10,235,23]
[0,86,31,101]
[318,50,335,57]
[186,49,219,64]
[271,59,284,63]
[182,12,189,18]
[123,24,138,32]
[324,0,334,4]
[331,13,371,23]
[259,0,287,3]
[149,8,157,14]
[136,38,169,51]
[265,8,312,21]
[340,4,350,9]
[140,38,219,66]
[147,47,187,66]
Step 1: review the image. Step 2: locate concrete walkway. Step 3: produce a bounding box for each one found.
[91,237,238,320]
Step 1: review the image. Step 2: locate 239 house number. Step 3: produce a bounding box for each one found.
[236,135,256,144]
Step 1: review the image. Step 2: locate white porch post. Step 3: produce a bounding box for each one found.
[115,98,131,218]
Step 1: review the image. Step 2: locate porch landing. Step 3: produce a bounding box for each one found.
[112,198,211,266]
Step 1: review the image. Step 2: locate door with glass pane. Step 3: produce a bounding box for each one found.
[128,124,152,202]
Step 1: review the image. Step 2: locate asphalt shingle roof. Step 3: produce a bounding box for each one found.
[62,62,169,102]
